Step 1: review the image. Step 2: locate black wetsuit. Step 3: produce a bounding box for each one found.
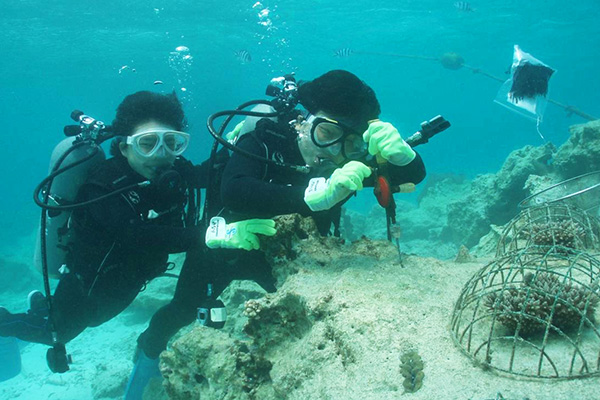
[221,118,427,233]
[0,156,206,345]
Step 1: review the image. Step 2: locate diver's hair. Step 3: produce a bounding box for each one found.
[109,90,187,157]
[297,70,380,131]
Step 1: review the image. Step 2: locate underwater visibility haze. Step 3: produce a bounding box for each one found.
[1,0,600,399]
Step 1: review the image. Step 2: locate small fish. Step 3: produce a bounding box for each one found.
[333,48,353,58]
[453,1,474,11]
[153,80,163,85]
[235,50,252,64]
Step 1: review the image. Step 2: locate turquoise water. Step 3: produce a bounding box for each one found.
[1,0,599,243]
[1,1,600,397]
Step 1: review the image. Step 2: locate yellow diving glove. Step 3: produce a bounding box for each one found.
[304,161,372,212]
[225,121,245,142]
[363,120,416,166]
[205,217,277,251]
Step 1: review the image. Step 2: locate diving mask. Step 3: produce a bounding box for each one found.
[304,115,367,161]
[126,129,190,158]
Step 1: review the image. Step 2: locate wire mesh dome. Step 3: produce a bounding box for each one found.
[519,170,600,218]
[450,247,600,379]
[496,204,600,257]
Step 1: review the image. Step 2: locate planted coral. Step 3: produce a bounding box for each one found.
[496,204,600,257]
[485,271,599,335]
[520,220,585,250]
[451,248,600,378]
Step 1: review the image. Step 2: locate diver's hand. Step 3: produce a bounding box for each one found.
[363,120,416,166]
[225,121,245,142]
[205,217,277,251]
[304,161,372,211]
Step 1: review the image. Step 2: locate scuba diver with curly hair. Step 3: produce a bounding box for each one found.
[0,91,205,346]
[0,90,276,398]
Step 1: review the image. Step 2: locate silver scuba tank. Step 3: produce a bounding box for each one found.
[33,137,105,278]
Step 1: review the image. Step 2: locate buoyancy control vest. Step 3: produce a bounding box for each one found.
[66,156,194,284]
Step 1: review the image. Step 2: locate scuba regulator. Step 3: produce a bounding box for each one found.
[63,110,111,141]
[34,111,116,212]
[203,73,308,226]
[205,73,305,173]
[265,74,300,114]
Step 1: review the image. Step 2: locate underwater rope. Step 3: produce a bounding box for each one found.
[337,49,598,122]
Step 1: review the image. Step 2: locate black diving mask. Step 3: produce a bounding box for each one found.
[308,115,368,160]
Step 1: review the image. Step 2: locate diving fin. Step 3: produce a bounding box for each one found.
[124,349,161,400]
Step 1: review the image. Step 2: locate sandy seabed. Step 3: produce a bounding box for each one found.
[1,236,599,400]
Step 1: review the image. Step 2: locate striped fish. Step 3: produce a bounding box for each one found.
[453,1,473,11]
[333,48,353,57]
[235,50,252,64]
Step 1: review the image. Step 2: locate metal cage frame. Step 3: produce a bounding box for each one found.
[496,204,600,258]
[451,246,600,379]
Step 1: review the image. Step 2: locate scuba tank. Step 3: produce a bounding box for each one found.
[32,110,115,373]
[32,110,179,373]
[33,136,105,278]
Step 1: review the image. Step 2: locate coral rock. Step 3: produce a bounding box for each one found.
[454,245,473,263]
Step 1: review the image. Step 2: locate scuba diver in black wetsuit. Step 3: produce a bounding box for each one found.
[209,69,426,288]
[219,70,427,235]
[0,91,276,398]
[0,91,204,347]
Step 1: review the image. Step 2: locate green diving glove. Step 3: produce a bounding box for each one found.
[205,217,277,251]
[225,121,245,142]
[304,161,372,212]
[363,120,416,166]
